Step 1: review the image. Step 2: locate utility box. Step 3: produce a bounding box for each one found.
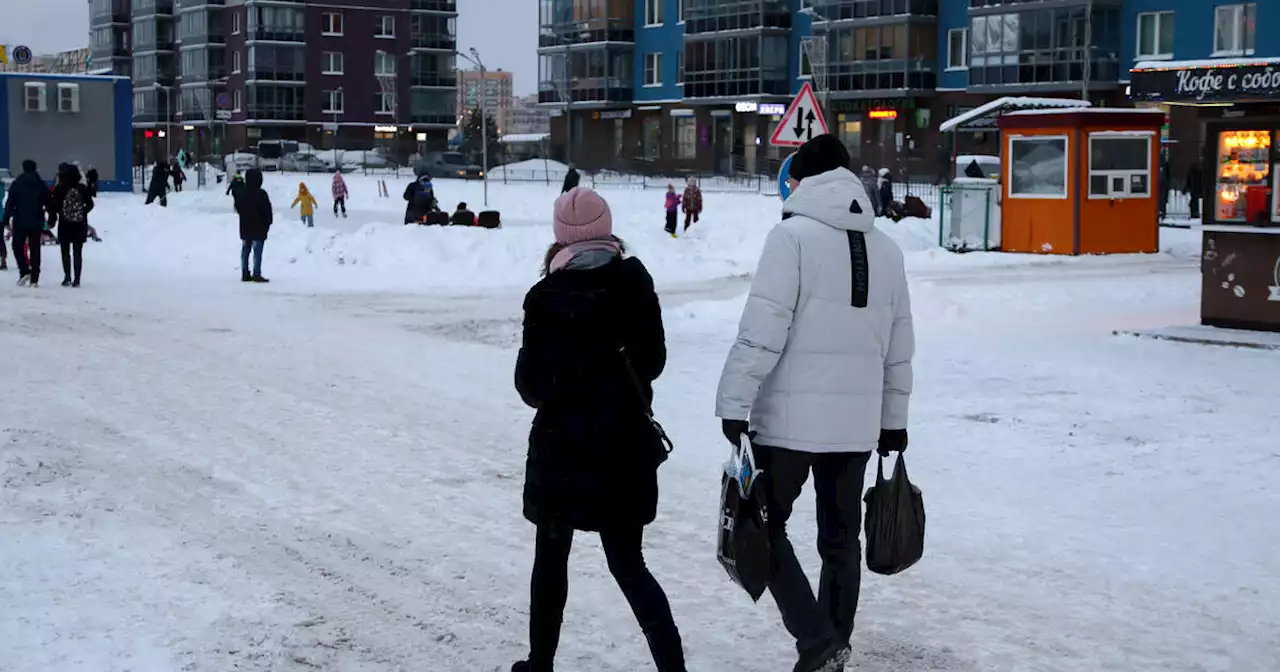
[939,178,1002,251]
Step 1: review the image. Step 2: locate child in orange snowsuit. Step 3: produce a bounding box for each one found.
[291,183,318,228]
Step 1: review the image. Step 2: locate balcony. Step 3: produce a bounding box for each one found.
[133,0,175,16]
[411,0,457,13]
[249,27,305,43]
[410,75,457,88]
[828,59,937,91]
[539,19,634,48]
[684,1,791,35]
[176,0,226,7]
[245,69,306,83]
[814,0,938,20]
[537,78,632,106]
[411,34,457,52]
[682,72,790,99]
[245,105,305,121]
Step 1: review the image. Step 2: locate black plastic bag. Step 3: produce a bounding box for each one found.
[717,438,771,601]
[863,455,925,576]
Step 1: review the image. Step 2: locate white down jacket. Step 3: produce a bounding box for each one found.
[715,167,914,453]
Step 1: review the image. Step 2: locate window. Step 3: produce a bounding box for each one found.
[57,83,81,113]
[233,51,242,73]
[23,83,47,112]
[1088,133,1152,199]
[642,116,661,159]
[1214,4,1256,55]
[134,91,145,113]
[322,51,343,75]
[677,51,684,85]
[799,41,812,78]
[674,116,696,159]
[644,52,662,86]
[947,28,968,69]
[376,91,394,115]
[233,89,241,112]
[374,51,396,75]
[1137,12,1174,59]
[1008,135,1069,198]
[322,12,343,36]
[232,12,240,34]
[323,89,344,114]
[644,0,663,26]
[678,0,685,23]
[376,15,395,38]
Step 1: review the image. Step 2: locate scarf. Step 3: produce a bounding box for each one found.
[549,238,622,273]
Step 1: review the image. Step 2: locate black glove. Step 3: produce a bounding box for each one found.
[877,429,908,457]
[721,419,752,447]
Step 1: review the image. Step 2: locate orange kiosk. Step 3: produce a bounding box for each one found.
[996,108,1165,255]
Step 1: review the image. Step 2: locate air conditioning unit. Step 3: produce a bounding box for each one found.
[57,83,81,113]
[23,82,47,112]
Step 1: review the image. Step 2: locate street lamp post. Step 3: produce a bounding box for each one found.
[457,48,489,207]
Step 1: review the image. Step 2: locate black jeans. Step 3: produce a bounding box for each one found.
[664,211,678,235]
[145,189,167,207]
[334,198,346,215]
[61,240,83,282]
[528,523,685,671]
[756,446,872,656]
[11,231,42,283]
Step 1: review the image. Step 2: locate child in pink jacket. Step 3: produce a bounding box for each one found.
[331,172,349,218]
[663,184,682,237]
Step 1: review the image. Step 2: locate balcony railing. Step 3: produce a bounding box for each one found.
[248,28,305,42]
[92,10,131,24]
[410,113,457,126]
[245,70,306,83]
[411,0,457,13]
[411,35,457,51]
[410,75,458,88]
[684,8,791,34]
[538,79,632,105]
[538,19,634,48]
[682,73,790,99]
[245,105,306,121]
[827,59,937,91]
[133,0,175,16]
[814,0,939,20]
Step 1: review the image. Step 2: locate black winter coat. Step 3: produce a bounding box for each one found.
[53,183,94,244]
[403,179,438,224]
[561,169,581,194]
[234,169,273,241]
[2,170,51,234]
[148,163,169,194]
[515,256,666,531]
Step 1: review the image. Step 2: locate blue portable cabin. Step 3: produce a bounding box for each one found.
[0,72,133,192]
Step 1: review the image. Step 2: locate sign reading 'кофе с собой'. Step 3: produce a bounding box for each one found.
[1132,62,1280,104]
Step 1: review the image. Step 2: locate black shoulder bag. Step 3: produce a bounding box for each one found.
[618,346,674,467]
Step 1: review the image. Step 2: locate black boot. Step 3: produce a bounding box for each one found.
[251,274,270,283]
[643,624,687,672]
[241,271,252,282]
[61,277,72,287]
[794,640,851,672]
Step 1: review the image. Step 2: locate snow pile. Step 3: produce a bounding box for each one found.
[488,158,570,182]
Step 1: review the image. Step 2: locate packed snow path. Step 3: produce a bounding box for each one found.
[2,183,1278,671]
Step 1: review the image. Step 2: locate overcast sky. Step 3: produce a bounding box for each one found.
[3,0,537,95]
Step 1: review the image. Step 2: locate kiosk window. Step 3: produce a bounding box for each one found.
[1008,136,1068,198]
[1088,134,1152,198]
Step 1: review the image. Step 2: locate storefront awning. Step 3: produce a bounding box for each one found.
[939,96,1092,133]
[1130,57,1280,104]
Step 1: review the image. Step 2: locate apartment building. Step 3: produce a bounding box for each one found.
[505,94,552,136]
[100,0,459,163]
[457,68,514,131]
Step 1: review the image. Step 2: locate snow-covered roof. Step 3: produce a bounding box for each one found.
[1002,108,1165,118]
[939,97,1091,133]
[1133,56,1280,71]
[500,133,550,144]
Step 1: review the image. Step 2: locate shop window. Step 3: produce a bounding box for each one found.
[947,28,968,69]
[1213,4,1256,56]
[642,116,660,160]
[1215,130,1269,222]
[1088,134,1151,199]
[23,82,47,112]
[1008,135,1068,198]
[674,116,696,160]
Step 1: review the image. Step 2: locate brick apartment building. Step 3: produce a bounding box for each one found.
[457,68,514,132]
[89,0,459,163]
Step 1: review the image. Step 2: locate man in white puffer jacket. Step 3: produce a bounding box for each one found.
[716,135,914,672]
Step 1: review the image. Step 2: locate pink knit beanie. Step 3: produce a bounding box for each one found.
[553,187,613,245]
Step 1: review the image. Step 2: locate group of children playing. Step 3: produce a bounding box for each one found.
[663,176,704,238]
[282,172,348,228]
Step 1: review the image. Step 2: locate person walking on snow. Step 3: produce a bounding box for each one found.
[560,165,580,194]
[331,171,349,218]
[170,159,186,193]
[145,159,170,206]
[681,176,703,232]
[291,182,318,228]
[877,167,895,217]
[2,160,52,286]
[512,187,688,672]
[51,164,94,287]
[859,165,880,217]
[234,168,273,283]
[715,134,915,672]
[663,184,682,238]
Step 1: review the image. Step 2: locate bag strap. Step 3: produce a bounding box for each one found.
[876,455,889,485]
[618,346,674,453]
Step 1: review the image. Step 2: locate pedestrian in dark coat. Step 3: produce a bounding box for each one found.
[450,202,476,226]
[512,186,686,672]
[560,166,580,194]
[233,168,273,282]
[170,159,186,192]
[878,167,895,216]
[402,174,438,224]
[1184,162,1205,220]
[2,160,52,286]
[145,160,169,206]
[83,167,103,242]
[50,164,93,286]
[1158,158,1172,220]
[860,165,881,216]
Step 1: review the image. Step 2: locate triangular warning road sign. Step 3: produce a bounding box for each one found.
[770,82,829,147]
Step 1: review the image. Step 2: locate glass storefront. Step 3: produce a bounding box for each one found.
[1215,130,1270,223]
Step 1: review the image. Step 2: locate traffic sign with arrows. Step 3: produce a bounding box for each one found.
[769,82,829,147]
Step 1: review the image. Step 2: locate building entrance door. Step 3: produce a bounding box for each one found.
[713,115,733,175]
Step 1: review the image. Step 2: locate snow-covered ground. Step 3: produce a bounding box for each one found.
[2,175,1276,672]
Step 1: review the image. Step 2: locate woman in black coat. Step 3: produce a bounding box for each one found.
[512,187,685,672]
[51,164,94,286]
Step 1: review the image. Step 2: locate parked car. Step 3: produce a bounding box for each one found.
[224,151,258,173]
[281,152,332,173]
[420,151,484,180]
